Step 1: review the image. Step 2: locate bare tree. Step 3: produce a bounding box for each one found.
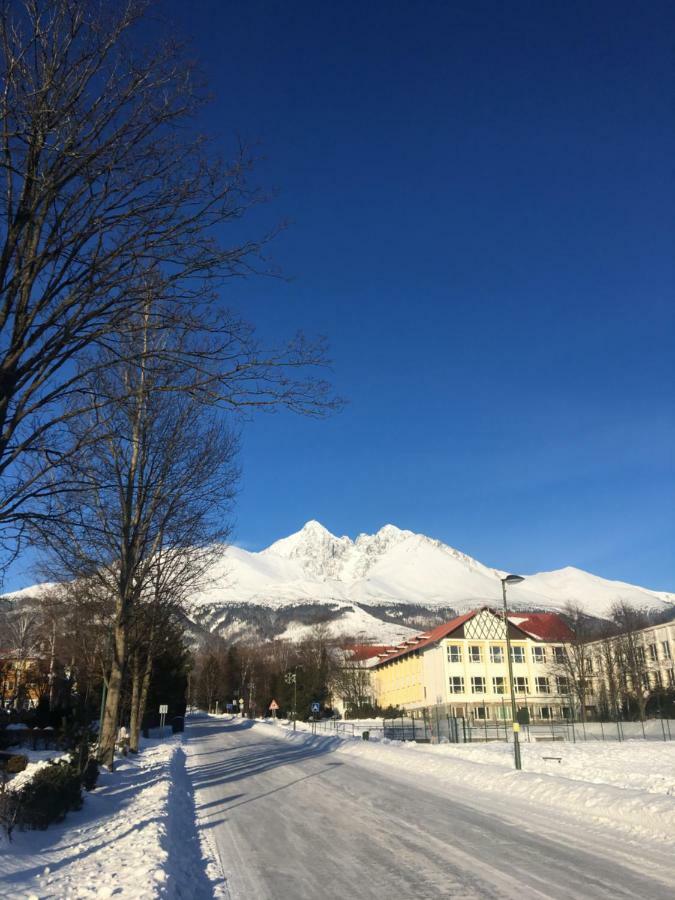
[33,331,239,767]
[127,535,223,752]
[0,0,335,564]
[549,603,597,722]
[330,653,374,717]
[0,598,43,707]
[610,601,652,720]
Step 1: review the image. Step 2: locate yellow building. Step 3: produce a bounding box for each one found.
[372,607,575,722]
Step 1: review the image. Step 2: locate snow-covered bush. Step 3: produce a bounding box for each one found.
[1,759,82,836]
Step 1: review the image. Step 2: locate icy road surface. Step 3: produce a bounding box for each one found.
[186,718,675,900]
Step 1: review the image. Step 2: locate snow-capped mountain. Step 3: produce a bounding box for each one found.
[187,521,675,643]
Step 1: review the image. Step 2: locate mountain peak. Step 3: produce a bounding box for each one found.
[300,520,334,536]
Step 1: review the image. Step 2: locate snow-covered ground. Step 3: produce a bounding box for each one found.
[188,715,675,899]
[263,717,675,843]
[3,715,675,898]
[0,736,220,900]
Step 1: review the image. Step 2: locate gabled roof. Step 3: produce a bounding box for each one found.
[373,610,477,667]
[373,607,573,667]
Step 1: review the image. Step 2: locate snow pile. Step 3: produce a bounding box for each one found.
[0,737,222,899]
[258,720,675,844]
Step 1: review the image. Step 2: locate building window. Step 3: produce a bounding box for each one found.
[539,706,554,720]
[586,657,594,674]
[636,646,646,665]
[514,676,529,694]
[492,676,506,694]
[489,645,504,664]
[447,644,462,663]
[662,641,671,660]
[668,669,675,687]
[532,646,546,664]
[471,676,486,693]
[648,643,658,663]
[553,646,566,664]
[469,645,482,663]
[535,677,550,694]
[449,676,464,694]
[556,675,569,693]
[474,706,488,720]
[511,646,525,664]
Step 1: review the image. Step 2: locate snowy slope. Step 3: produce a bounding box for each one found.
[184,521,674,641]
[6,521,674,643]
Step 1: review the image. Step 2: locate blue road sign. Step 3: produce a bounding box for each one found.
[311,701,321,713]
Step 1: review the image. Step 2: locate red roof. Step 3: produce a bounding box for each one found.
[373,607,572,667]
[345,644,390,662]
[373,610,476,667]
[509,612,574,642]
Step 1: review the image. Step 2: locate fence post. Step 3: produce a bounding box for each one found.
[599,720,604,741]
[640,718,646,740]
[661,715,667,742]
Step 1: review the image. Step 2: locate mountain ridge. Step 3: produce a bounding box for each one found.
[6,521,674,644]
[186,521,675,642]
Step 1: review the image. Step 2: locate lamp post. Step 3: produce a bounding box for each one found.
[501,574,525,770]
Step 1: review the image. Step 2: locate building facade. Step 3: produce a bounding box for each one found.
[372,608,575,722]
[587,616,675,707]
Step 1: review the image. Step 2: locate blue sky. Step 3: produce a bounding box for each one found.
[8,1,675,591]
[171,0,675,588]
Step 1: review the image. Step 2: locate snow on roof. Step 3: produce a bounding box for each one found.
[510,612,574,642]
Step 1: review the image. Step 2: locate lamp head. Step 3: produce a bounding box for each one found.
[502,574,525,585]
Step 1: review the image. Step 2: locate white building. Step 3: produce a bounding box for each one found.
[372,607,575,722]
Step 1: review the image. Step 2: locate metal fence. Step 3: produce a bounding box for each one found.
[310,713,675,743]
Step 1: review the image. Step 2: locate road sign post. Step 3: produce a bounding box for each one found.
[159,704,168,733]
[269,699,279,718]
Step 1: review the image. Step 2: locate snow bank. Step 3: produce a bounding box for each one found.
[257,720,675,844]
[0,736,222,899]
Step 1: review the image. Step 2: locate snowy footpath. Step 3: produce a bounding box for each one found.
[2,716,675,898]
[0,737,221,899]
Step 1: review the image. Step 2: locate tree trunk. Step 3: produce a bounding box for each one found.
[130,648,153,753]
[129,651,141,754]
[48,620,57,708]
[97,618,125,770]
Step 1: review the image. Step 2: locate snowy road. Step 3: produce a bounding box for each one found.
[186,718,675,900]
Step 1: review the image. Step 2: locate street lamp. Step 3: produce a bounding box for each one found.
[284,670,298,731]
[501,574,525,770]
